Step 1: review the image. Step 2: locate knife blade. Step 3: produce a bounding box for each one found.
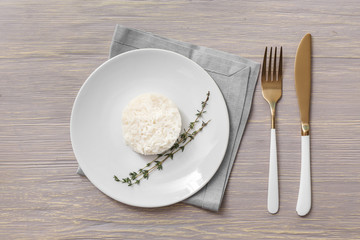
[294,33,312,216]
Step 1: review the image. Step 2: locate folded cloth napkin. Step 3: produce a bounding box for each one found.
[77,25,260,212]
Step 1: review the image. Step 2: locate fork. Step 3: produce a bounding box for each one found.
[261,46,283,214]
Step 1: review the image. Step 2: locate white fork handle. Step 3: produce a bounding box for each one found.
[267,129,279,214]
[296,135,311,216]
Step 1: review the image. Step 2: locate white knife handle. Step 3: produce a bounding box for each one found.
[296,135,311,216]
[267,129,279,214]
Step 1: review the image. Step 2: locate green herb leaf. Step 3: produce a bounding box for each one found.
[143,170,149,179]
[130,171,137,180]
[156,161,163,170]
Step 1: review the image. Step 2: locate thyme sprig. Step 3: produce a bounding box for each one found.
[114,91,211,186]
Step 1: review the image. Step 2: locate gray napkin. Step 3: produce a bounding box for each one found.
[77,25,260,212]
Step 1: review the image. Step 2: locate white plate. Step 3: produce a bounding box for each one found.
[71,49,229,208]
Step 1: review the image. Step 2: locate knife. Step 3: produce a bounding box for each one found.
[294,33,312,216]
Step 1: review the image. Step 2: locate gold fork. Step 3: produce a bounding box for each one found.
[261,46,283,214]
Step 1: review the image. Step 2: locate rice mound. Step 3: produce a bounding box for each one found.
[121,93,182,155]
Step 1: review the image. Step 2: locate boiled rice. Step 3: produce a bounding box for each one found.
[121,93,182,155]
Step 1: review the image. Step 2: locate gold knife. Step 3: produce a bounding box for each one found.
[294,33,312,216]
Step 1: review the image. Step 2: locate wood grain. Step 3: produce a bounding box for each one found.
[1,0,359,239]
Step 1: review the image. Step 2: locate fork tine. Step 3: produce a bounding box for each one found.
[262,47,267,82]
[268,47,272,81]
[273,47,277,81]
[279,46,283,82]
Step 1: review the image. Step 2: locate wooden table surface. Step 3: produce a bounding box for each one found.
[1,1,359,239]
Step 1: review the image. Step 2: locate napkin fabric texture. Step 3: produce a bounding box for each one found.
[77,25,260,212]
